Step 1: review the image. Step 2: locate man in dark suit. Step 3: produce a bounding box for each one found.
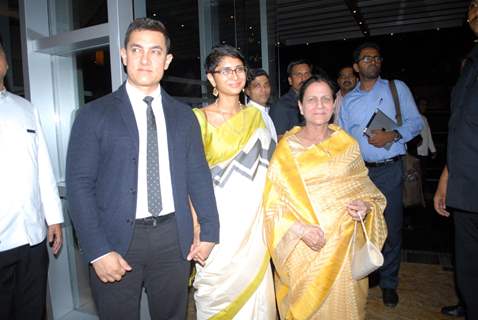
[434,2,478,319]
[66,18,219,320]
[269,59,312,137]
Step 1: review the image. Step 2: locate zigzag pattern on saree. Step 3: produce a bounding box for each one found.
[211,138,276,187]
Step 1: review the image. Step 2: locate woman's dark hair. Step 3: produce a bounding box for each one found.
[204,45,246,74]
[298,74,337,103]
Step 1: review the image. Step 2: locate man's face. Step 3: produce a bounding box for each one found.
[288,63,311,92]
[245,75,271,106]
[469,0,478,35]
[0,50,8,88]
[337,67,357,94]
[353,48,382,81]
[120,29,173,94]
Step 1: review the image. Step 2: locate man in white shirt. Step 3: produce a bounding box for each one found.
[333,65,357,124]
[0,42,63,320]
[416,98,437,158]
[66,18,219,319]
[245,68,277,141]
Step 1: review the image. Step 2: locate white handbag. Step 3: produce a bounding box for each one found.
[351,214,384,280]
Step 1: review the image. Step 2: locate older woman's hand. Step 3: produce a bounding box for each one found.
[301,224,326,251]
[347,200,371,221]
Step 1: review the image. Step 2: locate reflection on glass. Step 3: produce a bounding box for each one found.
[0,0,24,93]
[76,48,112,104]
[49,0,108,34]
[215,0,262,69]
[146,0,203,106]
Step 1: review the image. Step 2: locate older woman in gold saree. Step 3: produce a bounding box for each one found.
[263,75,388,319]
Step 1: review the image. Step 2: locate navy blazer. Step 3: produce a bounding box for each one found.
[66,83,219,262]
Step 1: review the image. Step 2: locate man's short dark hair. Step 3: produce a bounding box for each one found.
[287,59,312,76]
[204,44,246,74]
[337,65,354,78]
[246,68,270,88]
[124,18,171,52]
[353,42,381,63]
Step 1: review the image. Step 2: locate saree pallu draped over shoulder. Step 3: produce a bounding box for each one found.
[192,107,277,320]
[262,125,388,320]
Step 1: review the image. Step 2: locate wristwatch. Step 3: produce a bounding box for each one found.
[392,130,402,142]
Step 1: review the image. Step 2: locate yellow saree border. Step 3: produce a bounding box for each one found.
[209,254,271,320]
[193,107,266,167]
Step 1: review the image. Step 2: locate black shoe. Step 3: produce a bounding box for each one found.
[441,305,465,317]
[382,288,399,308]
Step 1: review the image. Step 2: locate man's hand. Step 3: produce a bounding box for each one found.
[347,199,371,221]
[301,224,326,251]
[47,224,63,255]
[368,130,396,148]
[187,241,215,266]
[92,252,132,283]
[434,167,450,217]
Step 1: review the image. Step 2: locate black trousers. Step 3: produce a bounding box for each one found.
[0,239,49,320]
[454,210,478,320]
[89,214,191,320]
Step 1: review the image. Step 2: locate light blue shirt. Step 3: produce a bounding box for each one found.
[339,77,423,162]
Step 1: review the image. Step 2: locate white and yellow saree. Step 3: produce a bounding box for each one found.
[192,106,277,320]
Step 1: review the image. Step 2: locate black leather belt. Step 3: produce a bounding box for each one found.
[135,213,174,226]
[365,155,402,168]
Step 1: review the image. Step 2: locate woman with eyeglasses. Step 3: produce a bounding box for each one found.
[191,45,276,319]
[262,75,387,319]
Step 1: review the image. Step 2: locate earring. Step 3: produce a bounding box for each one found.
[213,87,218,97]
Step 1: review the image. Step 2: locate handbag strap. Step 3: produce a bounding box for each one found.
[351,213,372,256]
[388,80,403,126]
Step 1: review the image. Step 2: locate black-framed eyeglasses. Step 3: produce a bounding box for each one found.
[212,66,247,77]
[358,56,383,63]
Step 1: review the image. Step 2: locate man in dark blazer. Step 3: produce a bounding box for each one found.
[66,18,219,320]
[434,1,478,319]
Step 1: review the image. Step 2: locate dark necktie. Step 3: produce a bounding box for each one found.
[144,96,162,216]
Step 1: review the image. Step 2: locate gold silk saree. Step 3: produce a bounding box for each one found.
[263,125,387,319]
[192,106,277,320]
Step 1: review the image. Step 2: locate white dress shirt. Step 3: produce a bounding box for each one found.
[248,99,278,142]
[417,115,436,156]
[333,90,344,125]
[126,82,175,218]
[0,89,63,252]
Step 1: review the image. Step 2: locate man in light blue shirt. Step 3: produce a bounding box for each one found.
[339,42,423,308]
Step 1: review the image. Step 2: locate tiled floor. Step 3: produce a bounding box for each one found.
[187,261,457,320]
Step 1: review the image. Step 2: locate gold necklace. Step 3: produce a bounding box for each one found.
[215,99,246,136]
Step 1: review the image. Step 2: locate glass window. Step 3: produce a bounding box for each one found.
[0,0,24,94]
[49,0,108,34]
[146,0,203,107]
[214,0,262,69]
[76,48,112,104]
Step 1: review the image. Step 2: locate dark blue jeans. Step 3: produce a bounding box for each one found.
[367,160,403,290]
